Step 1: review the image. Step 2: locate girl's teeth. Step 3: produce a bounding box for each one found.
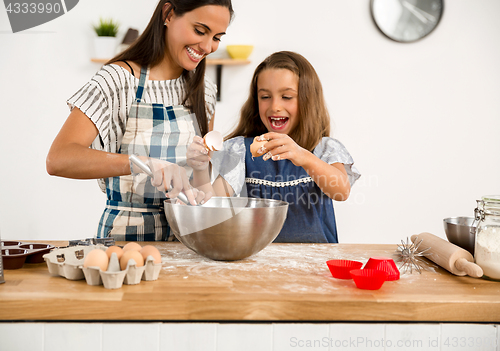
[270,117,288,128]
[187,47,203,60]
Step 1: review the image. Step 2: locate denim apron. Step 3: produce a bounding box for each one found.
[97,66,196,241]
[243,137,338,243]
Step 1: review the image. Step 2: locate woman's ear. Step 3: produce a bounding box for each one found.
[162,2,174,26]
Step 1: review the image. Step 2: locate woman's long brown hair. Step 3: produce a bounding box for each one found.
[226,51,330,152]
[108,0,234,136]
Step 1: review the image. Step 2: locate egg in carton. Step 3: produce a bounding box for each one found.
[43,245,106,280]
[83,252,129,289]
[83,254,160,289]
[82,245,162,289]
[44,244,161,288]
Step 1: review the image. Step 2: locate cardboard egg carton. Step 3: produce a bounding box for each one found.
[83,252,161,289]
[43,246,161,289]
[43,245,102,280]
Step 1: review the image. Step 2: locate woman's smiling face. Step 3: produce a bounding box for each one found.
[164,5,230,73]
[257,68,300,135]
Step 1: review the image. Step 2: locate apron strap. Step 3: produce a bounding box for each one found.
[105,200,162,213]
[135,66,150,102]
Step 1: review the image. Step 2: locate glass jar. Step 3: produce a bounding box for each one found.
[473,195,500,281]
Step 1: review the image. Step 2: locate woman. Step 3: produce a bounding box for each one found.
[46,0,233,241]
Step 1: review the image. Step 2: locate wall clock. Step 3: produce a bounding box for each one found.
[371,0,444,43]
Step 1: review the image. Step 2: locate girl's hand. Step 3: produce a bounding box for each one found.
[257,132,311,167]
[186,136,211,171]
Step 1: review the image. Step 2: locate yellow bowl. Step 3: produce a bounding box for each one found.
[226,45,253,59]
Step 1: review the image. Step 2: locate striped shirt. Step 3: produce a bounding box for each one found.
[67,64,217,155]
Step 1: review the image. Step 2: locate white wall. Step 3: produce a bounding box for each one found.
[0,0,499,243]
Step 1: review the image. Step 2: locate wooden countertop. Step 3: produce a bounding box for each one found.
[1,242,499,322]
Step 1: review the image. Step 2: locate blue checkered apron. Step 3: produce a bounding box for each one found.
[96,66,197,241]
[243,137,338,243]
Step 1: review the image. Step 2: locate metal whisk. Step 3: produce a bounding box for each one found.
[396,237,430,274]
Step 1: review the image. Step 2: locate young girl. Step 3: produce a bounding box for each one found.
[192,51,360,243]
[46,0,233,241]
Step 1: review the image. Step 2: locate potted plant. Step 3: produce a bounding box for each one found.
[92,18,120,59]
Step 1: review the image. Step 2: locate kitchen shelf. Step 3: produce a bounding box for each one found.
[90,58,251,101]
[206,58,251,66]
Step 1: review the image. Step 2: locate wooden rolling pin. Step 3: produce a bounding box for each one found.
[411,232,483,278]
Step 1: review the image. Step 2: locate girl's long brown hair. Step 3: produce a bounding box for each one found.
[108,0,234,136]
[226,51,330,152]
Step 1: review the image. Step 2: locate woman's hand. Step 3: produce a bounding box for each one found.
[135,156,211,205]
[257,132,310,167]
[186,136,211,171]
[188,135,214,197]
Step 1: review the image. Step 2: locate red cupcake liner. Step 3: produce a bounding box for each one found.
[350,269,388,290]
[326,259,363,279]
[363,256,400,281]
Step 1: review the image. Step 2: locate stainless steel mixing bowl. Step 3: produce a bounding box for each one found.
[443,217,476,255]
[164,197,288,261]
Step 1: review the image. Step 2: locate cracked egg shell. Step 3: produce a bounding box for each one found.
[250,137,267,157]
[203,131,223,151]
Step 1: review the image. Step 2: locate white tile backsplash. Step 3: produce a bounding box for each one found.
[441,324,497,351]
[216,323,273,351]
[385,323,441,351]
[44,323,102,351]
[102,323,160,351]
[1,322,499,351]
[329,323,385,351]
[497,325,499,351]
[160,323,217,351]
[273,323,330,351]
[0,323,44,351]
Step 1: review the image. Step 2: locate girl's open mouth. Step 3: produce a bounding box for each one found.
[269,116,289,130]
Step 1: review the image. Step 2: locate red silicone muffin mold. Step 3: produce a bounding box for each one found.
[363,256,400,281]
[326,259,363,279]
[350,269,388,290]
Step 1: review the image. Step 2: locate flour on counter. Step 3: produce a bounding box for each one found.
[161,244,362,274]
[156,244,436,292]
[159,244,373,292]
[160,245,437,275]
